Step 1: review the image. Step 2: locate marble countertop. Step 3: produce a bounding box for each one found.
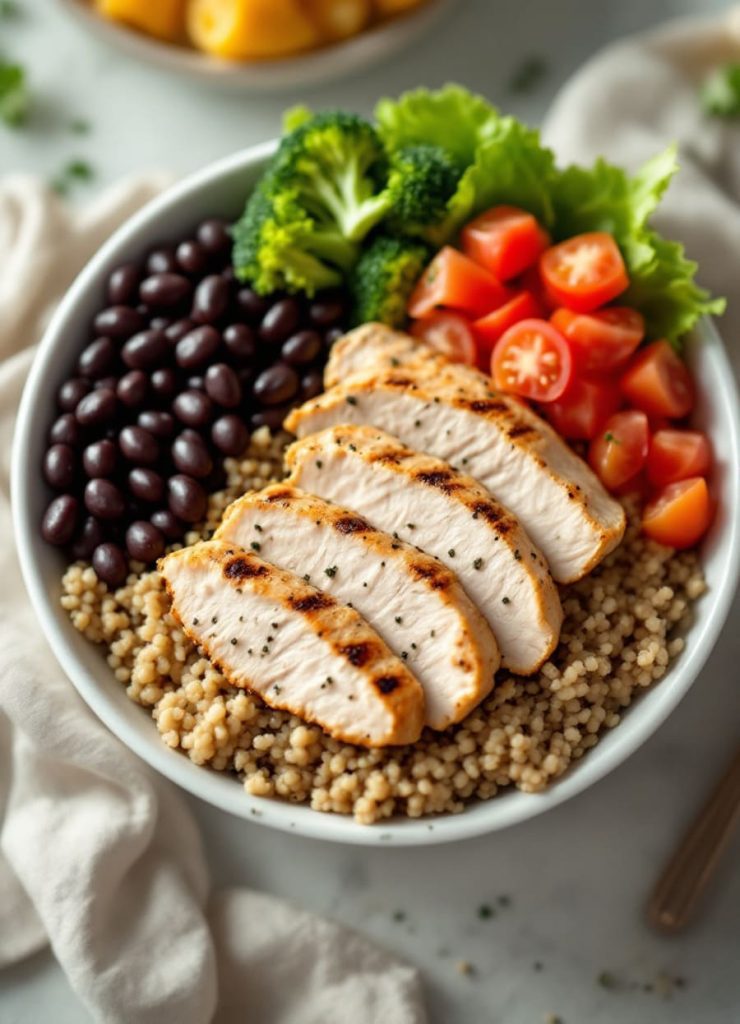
[2,1,739,1021]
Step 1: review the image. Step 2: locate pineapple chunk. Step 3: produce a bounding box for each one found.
[304,0,372,40]
[96,0,185,41]
[187,0,321,59]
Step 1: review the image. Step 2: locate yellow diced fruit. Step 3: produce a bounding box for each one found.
[187,0,321,59]
[304,0,372,41]
[374,0,425,15]
[96,0,185,41]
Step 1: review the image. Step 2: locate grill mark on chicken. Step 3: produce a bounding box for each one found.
[507,423,539,440]
[333,514,370,534]
[375,676,400,695]
[414,468,460,493]
[288,592,334,612]
[465,398,510,415]
[264,488,293,503]
[340,642,373,666]
[224,557,268,581]
[408,561,450,590]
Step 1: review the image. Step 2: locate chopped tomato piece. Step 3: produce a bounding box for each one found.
[550,306,644,374]
[407,246,510,320]
[491,318,573,402]
[588,410,649,491]
[519,264,556,313]
[620,340,694,419]
[472,291,542,369]
[540,232,629,312]
[542,376,621,440]
[642,477,712,549]
[647,429,711,487]
[410,311,476,365]
[461,205,550,281]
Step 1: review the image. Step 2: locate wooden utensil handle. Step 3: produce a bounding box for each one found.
[647,747,740,933]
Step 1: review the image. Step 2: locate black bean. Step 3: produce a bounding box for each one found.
[309,296,346,328]
[146,247,178,275]
[107,263,140,306]
[94,305,144,340]
[139,273,191,309]
[150,509,184,540]
[44,444,76,490]
[211,415,248,456]
[75,388,118,427]
[117,370,149,408]
[301,369,324,400]
[41,494,79,546]
[191,274,229,324]
[172,390,213,428]
[250,405,290,431]
[205,461,227,493]
[197,218,230,254]
[236,287,270,321]
[71,516,106,560]
[164,318,195,344]
[129,467,165,504]
[325,327,345,348]
[49,413,81,447]
[236,366,256,389]
[151,367,178,398]
[126,521,165,562]
[175,325,220,368]
[119,425,159,465]
[221,266,235,285]
[58,377,90,412]
[149,316,173,331]
[172,430,213,479]
[223,323,256,362]
[92,543,128,587]
[78,337,117,379]
[187,375,205,391]
[253,363,299,406]
[259,298,300,344]
[176,240,207,275]
[85,478,125,520]
[204,363,241,408]
[137,410,175,438]
[94,376,119,392]
[282,329,322,366]
[168,474,207,523]
[83,439,117,478]
[121,329,168,370]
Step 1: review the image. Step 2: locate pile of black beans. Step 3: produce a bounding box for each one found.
[41,217,347,587]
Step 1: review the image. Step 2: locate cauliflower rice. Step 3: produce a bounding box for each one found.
[61,427,706,824]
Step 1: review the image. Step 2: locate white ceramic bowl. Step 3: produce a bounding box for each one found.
[57,0,454,91]
[12,145,740,847]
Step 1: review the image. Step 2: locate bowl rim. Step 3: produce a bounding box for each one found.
[11,143,740,847]
[56,0,454,91]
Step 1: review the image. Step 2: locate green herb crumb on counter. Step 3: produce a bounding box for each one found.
[230,83,722,348]
[0,60,28,127]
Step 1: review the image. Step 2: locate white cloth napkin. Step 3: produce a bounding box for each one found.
[3,5,740,1021]
[0,180,426,1024]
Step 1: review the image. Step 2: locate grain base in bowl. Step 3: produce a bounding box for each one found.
[59,427,705,825]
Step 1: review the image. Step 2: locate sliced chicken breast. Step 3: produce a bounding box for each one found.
[324,323,448,388]
[287,343,626,584]
[216,484,500,730]
[286,426,563,675]
[159,540,425,747]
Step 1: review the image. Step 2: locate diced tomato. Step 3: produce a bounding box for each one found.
[491,318,573,402]
[550,306,644,374]
[410,311,476,365]
[407,247,510,320]
[620,340,694,419]
[520,264,555,313]
[542,376,621,440]
[461,205,550,281]
[472,291,542,369]
[540,232,629,313]
[647,429,711,487]
[588,410,650,491]
[642,477,713,549]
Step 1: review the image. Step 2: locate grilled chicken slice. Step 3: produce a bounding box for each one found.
[159,540,425,747]
[287,346,626,584]
[286,426,563,675]
[324,323,448,388]
[216,485,500,730]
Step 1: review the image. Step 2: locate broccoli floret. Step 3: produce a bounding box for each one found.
[385,144,462,242]
[273,111,389,243]
[232,176,358,297]
[350,235,430,328]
